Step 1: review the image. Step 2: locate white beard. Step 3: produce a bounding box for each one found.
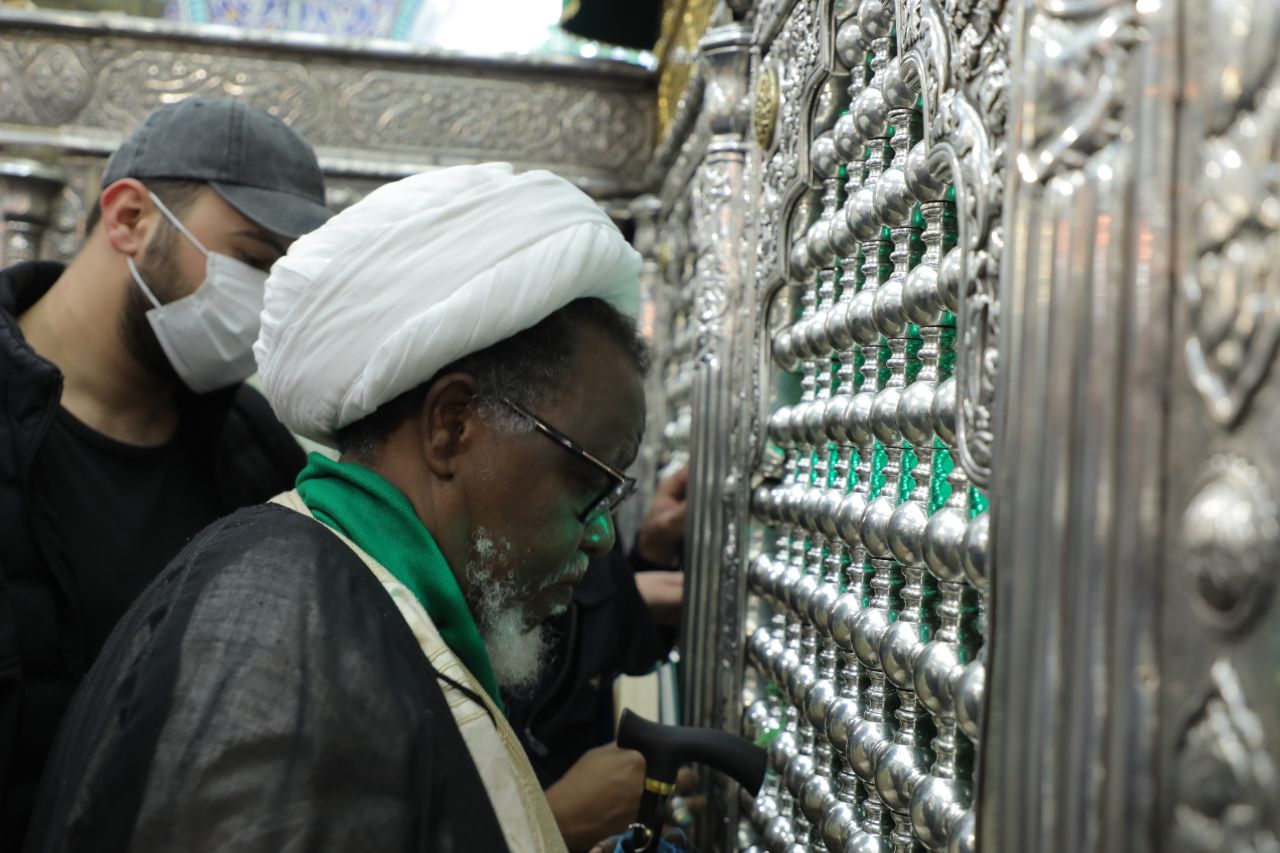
[464,528,551,698]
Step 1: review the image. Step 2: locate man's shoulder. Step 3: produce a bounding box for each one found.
[184,503,353,580]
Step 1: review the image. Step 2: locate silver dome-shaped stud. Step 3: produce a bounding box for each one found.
[962,511,989,591]
[824,395,852,445]
[763,814,795,851]
[748,554,773,595]
[829,590,863,653]
[848,289,882,347]
[750,791,780,830]
[784,750,816,798]
[803,399,830,448]
[906,139,947,202]
[860,494,897,560]
[747,626,772,670]
[830,208,860,260]
[858,0,893,41]
[834,16,865,72]
[836,490,869,548]
[811,133,841,184]
[846,713,889,781]
[743,697,773,741]
[852,83,887,141]
[923,505,969,583]
[872,278,909,339]
[873,163,914,229]
[897,379,937,449]
[847,184,882,243]
[879,58,918,112]
[877,618,923,689]
[784,481,809,527]
[826,691,861,755]
[913,638,963,718]
[909,774,968,852]
[805,675,838,732]
[931,376,957,446]
[903,262,943,327]
[808,216,836,270]
[768,405,793,445]
[815,488,844,541]
[845,827,892,853]
[834,111,861,161]
[870,386,902,446]
[773,327,801,373]
[947,808,977,853]
[874,741,928,813]
[850,601,891,669]
[845,390,877,446]
[751,484,775,521]
[768,726,797,774]
[801,774,835,825]
[791,238,815,282]
[822,798,858,853]
[938,246,963,313]
[888,498,929,566]
[809,571,841,635]
[955,658,985,742]
[800,487,827,535]
[790,571,820,621]
[826,297,858,352]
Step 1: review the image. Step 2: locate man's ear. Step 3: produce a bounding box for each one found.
[98,178,159,257]
[418,373,481,479]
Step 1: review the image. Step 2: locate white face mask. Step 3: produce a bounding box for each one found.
[127,192,270,394]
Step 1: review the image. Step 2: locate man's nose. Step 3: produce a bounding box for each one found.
[580,509,616,556]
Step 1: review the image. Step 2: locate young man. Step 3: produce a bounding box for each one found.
[0,97,331,847]
[25,164,650,853]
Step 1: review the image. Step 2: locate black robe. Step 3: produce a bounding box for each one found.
[24,504,509,853]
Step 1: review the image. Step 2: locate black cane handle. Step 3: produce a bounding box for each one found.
[616,709,768,794]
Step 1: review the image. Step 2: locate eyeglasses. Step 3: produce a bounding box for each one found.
[501,398,637,523]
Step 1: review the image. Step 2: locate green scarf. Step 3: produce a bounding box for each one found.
[295,452,503,711]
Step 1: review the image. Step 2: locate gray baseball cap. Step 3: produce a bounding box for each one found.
[101,97,332,239]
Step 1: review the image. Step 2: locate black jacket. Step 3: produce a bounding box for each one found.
[25,505,507,853]
[0,261,305,848]
[507,543,675,788]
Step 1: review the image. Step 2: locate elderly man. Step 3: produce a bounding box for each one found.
[24,164,649,853]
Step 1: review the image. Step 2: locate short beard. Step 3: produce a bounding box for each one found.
[119,224,183,384]
[464,529,549,699]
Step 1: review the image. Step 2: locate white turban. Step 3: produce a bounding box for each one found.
[254,163,641,447]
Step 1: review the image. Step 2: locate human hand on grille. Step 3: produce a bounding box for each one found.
[633,466,689,569]
[547,743,647,852]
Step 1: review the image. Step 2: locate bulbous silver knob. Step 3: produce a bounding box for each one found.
[931,376,957,446]
[955,658,985,741]
[913,638,963,718]
[826,692,861,754]
[870,386,902,446]
[906,139,946,202]
[830,211,860,260]
[897,379,936,448]
[880,58,918,112]
[848,288,881,346]
[858,0,893,41]
[873,165,913,228]
[791,238,815,282]
[938,246,963,312]
[809,216,836,269]
[748,625,772,669]
[800,773,834,823]
[909,774,968,852]
[829,589,863,653]
[784,750,816,798]
[826,297,858,351]
[888,498,929,566]
[790,571,820,621]
[743,697,773,741]
[903,262,943,327]
[872,279,908,339]
[834,111,861,161]
[878,618,923,689]
[874,740,928,812]
[824,395,852,445]
[801,487,826,535]
[852,85,887,141]
[923,505,969,583]
[811,133,841,184]
[847,184,882,243]
[763,814,795,851]
[752,484,776,520]
[815,489,844,541]
[962,512,989,591]
[845,391,876,445]
[821,798,858,853]
[768,727,798,773]
[805,676,838,731]
[750,789,779,828]
[773,327,801,373]
[846,713,889,781]
[803,400,830,448]
[809,570,841,633]
[851,602,890,669]
[834,17,865,72]
[947,808,977,853]
[787,659,818,710]
[845,828,891,853]
[835,489,869,549]
[860,494,897,560]
[768,406,793,445]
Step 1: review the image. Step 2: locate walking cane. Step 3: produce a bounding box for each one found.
[615,709,767,852]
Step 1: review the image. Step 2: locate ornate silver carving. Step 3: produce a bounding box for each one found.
[1172,661,1279,853]
[1181,455,1278,633]
[0,13,655,198]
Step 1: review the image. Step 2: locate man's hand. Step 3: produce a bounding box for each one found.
[634,466,689,568]
[635,571,683,628]
[546,743,646,852]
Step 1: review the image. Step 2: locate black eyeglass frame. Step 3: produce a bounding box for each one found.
[500,398,637,523]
